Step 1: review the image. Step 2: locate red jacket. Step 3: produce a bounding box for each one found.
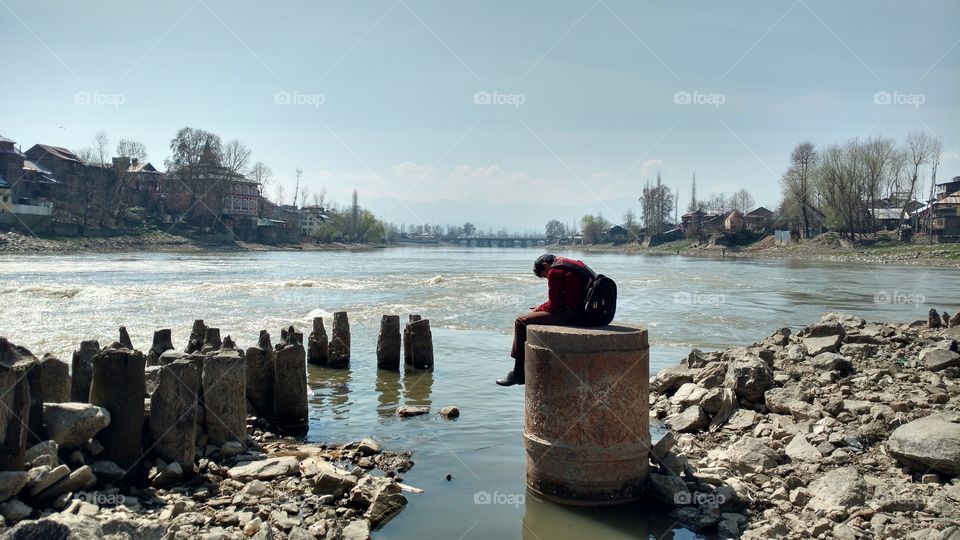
[535,257,589,313]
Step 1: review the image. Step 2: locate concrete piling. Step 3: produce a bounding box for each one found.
[408,319,434,371]
[328,312,351,369]
[377,315,402,370]
[70,340,100,402]
[308,317,329,366]
[274,326,308,433]
[403,315,422,366]
[89,347,146,472]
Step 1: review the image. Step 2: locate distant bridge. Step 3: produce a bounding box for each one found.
[449,237,546,248]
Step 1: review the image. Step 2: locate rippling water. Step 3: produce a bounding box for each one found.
[1,247,957,539]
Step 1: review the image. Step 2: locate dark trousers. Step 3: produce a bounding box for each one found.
[510,308,577,376]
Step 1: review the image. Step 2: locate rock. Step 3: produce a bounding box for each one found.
[90,460,124,482]
[682,348,711,369]
[144,366,162,395]
[0,512,103,540]
[149,358,201,473]
[151,460,183,489]
[89,348,145,470]
[670,506,720,532]
[408,319,434,370]
[693,362,727,389]
[246,331,274,419]
[951,313,960,328]
[146,329,174,366]
[0,499,31,522]
[666,406,709,433]
[273,327,308,433]
[304,459,357,494]
[329,311,351,368]
[118,326,134,350]
[811,352,853,373]
[25,440,58,467]
[228,456,300,481]
[785,433,821,461]
[764,387,807,415]
[158,349,186,365]
[358,438,382,456]
[220,441,243,458]
[651,432,676,461]
[35,465,96,502]
[929,308,943,329]
[26,464,69,496]
[648,472,689,505]
[0,471,28,502]
[38,354,70,403]
[349,476,401,509]
[376,315,401,370]
[803,334,843,356]
[724,357,774,402]
[202,327,222,352]
[887,414,960,476]
[70,340,100,402]
[396,406,430,417]
[202,349,246,448]
[366,492,407,526]
[185,319,207,354]
[716,437,778,474]
[671,383,708,406]
[920,349,960,372]
[42,403,110,448]
[307,318,328,366]
[806,466,868,514]
[341,519,371,540]
[439,406,460,419]
[651,366,695,394]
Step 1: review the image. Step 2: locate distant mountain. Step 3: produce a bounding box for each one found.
[362,196,642,233]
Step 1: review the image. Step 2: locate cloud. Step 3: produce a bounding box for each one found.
[638,158,664,177]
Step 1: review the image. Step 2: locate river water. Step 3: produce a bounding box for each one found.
[0,247,957,539]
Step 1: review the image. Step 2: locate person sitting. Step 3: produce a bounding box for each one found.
[496,254,590,387]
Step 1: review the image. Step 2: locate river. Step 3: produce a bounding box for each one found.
[0,247,957,539]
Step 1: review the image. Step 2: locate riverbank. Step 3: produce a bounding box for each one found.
[0,231,386,254]
[648,311,960,538]
[579,234,960,267]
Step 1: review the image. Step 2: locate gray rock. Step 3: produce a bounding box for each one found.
[38,354,70,403]
[0,471,28,502]
[42,403,110,448]
[717,437,779,474]
[341,519,371,540]
[439,406,460,419]
[920,349,960,372]
[806,466,868,514]
[693,362,728,389]
[810,352,853,373]
[785,434,821,461]
[91,460,124,482]
[228,457,300,481]
[26,465,69,496]
[648,472,689,505]
[0,499,32,522]
[803,334,842,356]
[396,406,430,417]
[35,465,96,502]
[651,366,694,394]
[888,414,960,476]
[0,512,103,540]
[724,357,774,402]
[666,406,709,433]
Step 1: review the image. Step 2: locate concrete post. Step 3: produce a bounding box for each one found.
[202,349,246,448]
[408,319,434,370]
[307,317,328,366]
[403,315,422,366]
[246,330,274,419]
[524,324,649,506]
[274,327,308,433]
[377,315,401,370]
[70,340,100,402]
[0,338,35,471]
[149,357,201,474]
[89,348,146,472]
[328,312,351,369]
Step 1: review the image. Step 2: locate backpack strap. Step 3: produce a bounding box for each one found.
[550,258,597,281]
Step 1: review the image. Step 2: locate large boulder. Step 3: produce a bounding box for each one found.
[785,434,821,461]
[651,366,694,394]
[716,437,779,474]
[802,321,845,356]
[693,362,727,389]
[806,466,868,514]
[666,406,709,433]
[647,472,689,505]
[887,414,960,476]
[810,352,853,373]
[0,471,28,502]
[919,349,960,372]
[0,512,103,540]
[228,456,300,481]
[724,357,774,402]
[42,403,110,448]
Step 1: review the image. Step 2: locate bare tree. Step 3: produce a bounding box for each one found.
[780,142,818,238]
[222,139,251,176]
[299,186,310,210]
[274,182,286,206]
[898,131,937,230]
[248,161,273,188]
[116,139,148,162]
[729,188,755,213]
[311,187,328,209]
[112,138,150,221]
[93,131,109,166]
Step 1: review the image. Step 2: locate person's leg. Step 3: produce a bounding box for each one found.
[505,309,572,383]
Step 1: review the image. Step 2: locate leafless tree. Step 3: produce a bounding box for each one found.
[222,139,251,177]
[780,142,818,238]
[729,188,755,213]
[116,139,148,162]
[274,182,286,206]
[897,131,938,230]
[248,161,273,188]
[93,131,109,166]
[112,138,150,222]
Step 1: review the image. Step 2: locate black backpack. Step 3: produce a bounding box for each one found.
[551,259,617,327]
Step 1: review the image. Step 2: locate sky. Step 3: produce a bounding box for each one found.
[1,0,958,231]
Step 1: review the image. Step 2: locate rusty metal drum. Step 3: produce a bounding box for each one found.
[524,323,650,506]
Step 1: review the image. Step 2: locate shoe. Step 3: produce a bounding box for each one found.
[496,370,525,386]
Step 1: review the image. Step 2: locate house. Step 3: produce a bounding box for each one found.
[606,225,629,243]
[300,205,329,237]
[928,179,960,243]
[0,178,11,214]
[0,136,24,188]
[869,208,907,231]
[223,177,260,216]
[24,144,84,197]
[724,210,745,232]
[744,206,774,230]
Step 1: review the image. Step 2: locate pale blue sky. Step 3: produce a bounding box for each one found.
[1,1,958,229]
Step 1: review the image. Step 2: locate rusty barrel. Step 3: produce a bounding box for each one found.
[524,323,650,506]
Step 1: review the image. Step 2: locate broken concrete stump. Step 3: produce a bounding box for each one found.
[308,317,328,366]
[408,319,434,371]
[146,329,175,366]
[274,327,308,433]
[329,312,351,369]
[185,319,206,354]
[377,316,402,370]
[149,358,201,474]
[70,340,100,402]
[246,330,274,419]
[202,349,246,448]
[403,315,422,366]
[524,324,649,505]
[38,354,70,403]
[0,338,35,471]
[89,347,146,472]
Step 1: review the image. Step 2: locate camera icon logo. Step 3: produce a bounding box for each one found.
[73,91,92,105]
[873,91,891,105]
[274,90,292,105]
[473,91,492,105]
[473,491,491,504]
[673,91,691,105]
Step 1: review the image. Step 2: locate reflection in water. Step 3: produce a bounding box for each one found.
[402,367,433,408]
[523,490,692,540]
[309,366,352,420]
[375,369,403,416]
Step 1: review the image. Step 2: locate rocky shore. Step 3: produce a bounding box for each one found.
[648,310,960,538]
[0,321,421,540]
